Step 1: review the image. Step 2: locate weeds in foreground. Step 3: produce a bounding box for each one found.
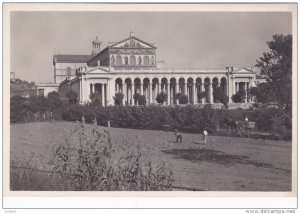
[47,119,174,191]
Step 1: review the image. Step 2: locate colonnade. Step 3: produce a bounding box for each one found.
[89,83,107,106]
[114,77,228,105]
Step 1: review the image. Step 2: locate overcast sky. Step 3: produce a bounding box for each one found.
[10,11,292,83]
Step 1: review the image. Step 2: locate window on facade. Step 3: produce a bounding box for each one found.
[116,55,122,65]
[138,56,142,65]
[129,55,136,65]
[144,56,149,65]
[66,67,72,77]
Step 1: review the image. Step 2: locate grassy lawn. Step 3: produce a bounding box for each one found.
[10,121,292,191]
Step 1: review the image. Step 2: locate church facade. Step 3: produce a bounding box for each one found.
[40,33,262,107]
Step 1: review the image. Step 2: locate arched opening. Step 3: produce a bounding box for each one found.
[187,78,194,104]
[221,78,227,96]
[161,78,168,93]
[196,78,202,104]
[179,78,185,94]
[143,78,150,104]
[170,78,176,104]
[134,78,141,105]
[152,78,159,103]
[115,78,123,94]
[204,78,211,103]
[125,78,132,105]
[212,77,219,103]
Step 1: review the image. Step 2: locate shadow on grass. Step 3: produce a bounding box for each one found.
[162,148,291,173]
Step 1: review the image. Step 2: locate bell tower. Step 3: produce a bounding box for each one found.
[92,36,101,55]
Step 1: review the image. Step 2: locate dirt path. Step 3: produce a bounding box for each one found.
[10,121,292,191]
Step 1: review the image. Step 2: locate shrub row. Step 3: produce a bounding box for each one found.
[10,95,291,140]
[62,104,292,140]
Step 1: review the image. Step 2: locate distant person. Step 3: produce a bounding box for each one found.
[245,117,249,122]
[202,130,208,145]
[175,132,182,143]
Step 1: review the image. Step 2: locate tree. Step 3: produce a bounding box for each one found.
[90,92,102,105]
[114,93,124,105]
[156,92,168,104]
[178,94,188,104]
[249,83,275,104]
[66,89,78,104]
[255,34,292,111]
[213,87,229,108]
[47,91,62,111]
[232,90,246,103]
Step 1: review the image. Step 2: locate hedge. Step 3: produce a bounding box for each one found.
[10,95,291,140]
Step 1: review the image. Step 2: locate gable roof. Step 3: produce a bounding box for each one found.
[109,36,156,49]
[53,54,94,64]
[231,67,255,73]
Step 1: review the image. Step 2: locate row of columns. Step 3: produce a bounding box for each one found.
[90,83,107,106]
[115,80,220,105]
[234,81,250,103]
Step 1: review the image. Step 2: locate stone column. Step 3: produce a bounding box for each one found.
[79,79,82,103]
[201,83,205,104]
[116,83,119,93]
[101,84,105,107]
[145,85,148,104]
[149,83,153,105]
[122,83,125,105]
[176,82,179,94]
[130,84,134,106]
[186,82,189,100]
[104,84,107,107]
[245,82,249,103]
[193,83,197,104]
[167,82,170,105]
[141,83,144,96]
[236,82,239,93]
[209,82,213,104]
[158,82,161,94]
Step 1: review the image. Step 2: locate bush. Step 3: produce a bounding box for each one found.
[66,89,78,104]
[178,94,188,104]
[156,92,168,104]
[114,93,124,106]
[213,87,229,108]
[232,90,246,103]
[90,92,102,105]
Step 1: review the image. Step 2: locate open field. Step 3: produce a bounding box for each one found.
[10,121,292,191]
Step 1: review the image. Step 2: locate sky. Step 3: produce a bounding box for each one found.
[10,11,292,83]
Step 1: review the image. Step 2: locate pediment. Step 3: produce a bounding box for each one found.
[232,68,255,74]
[85,67,110,74]
[110,36,156,49]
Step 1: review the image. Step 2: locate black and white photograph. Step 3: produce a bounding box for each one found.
[3,2,297,210]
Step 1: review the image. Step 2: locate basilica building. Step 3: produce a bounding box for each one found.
[38,32,263,107]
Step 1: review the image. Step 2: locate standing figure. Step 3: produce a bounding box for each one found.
[175,132,182,143]
[202,130,208,145]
